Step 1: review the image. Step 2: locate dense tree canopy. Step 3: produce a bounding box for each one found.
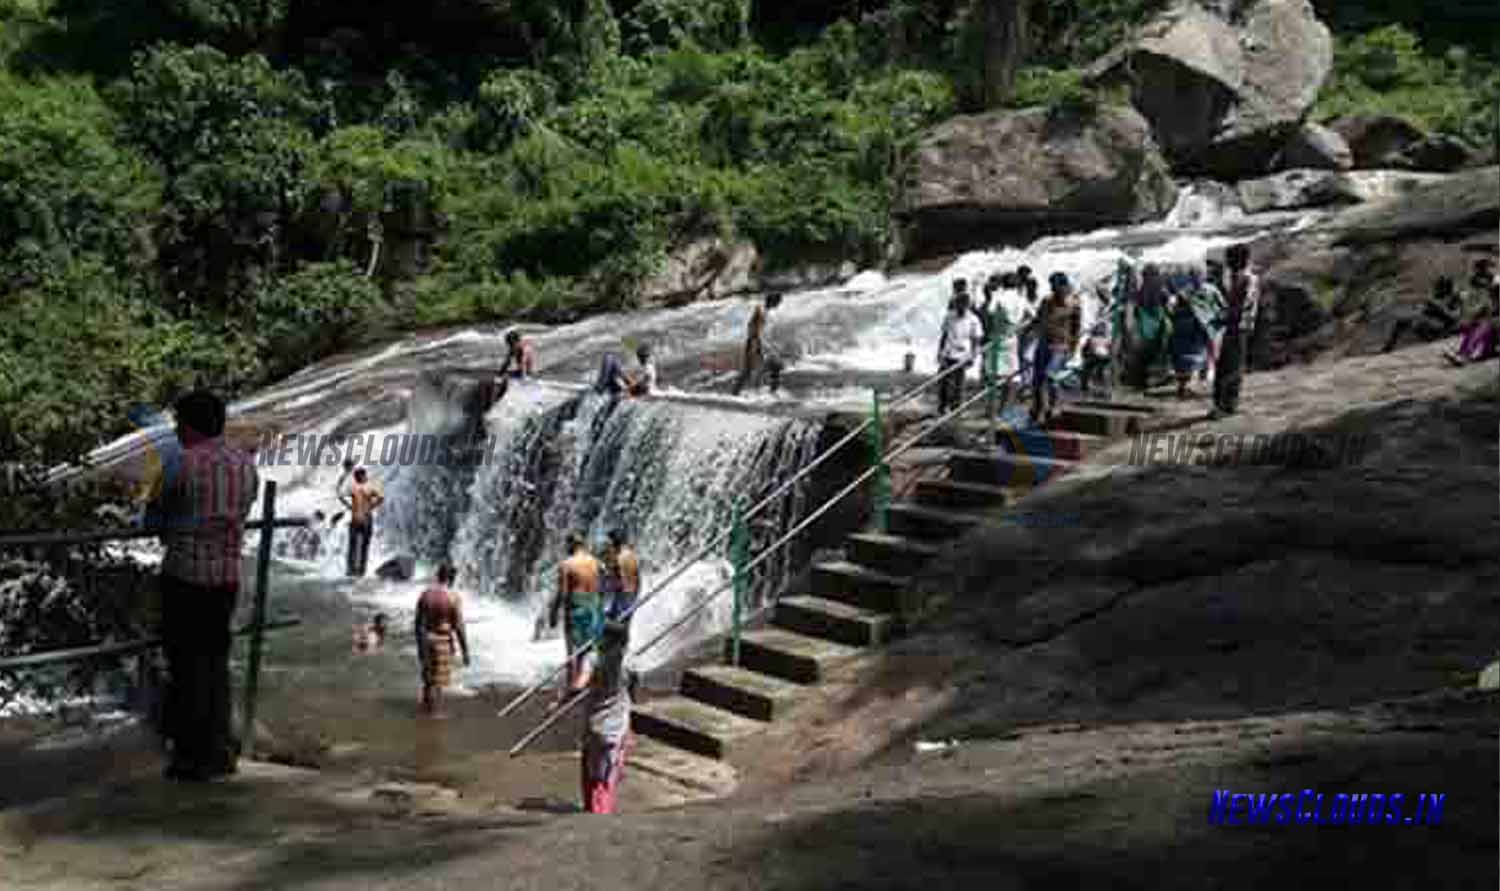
[0,0,1494,498]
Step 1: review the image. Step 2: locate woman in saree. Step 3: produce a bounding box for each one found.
[1168,272,1212,399]
[1132,263,1173,390]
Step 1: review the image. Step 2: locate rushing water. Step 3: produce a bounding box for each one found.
[40,184,1321,693]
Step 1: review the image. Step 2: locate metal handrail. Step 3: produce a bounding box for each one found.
[0,518,310,550]
[493,358,975,722]
[506,365,1017,754]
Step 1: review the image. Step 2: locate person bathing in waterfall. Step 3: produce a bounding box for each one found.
[341,467,384,578]
[573,618,635,814]
[493,329,537,402]
[979,273,1018,408]
[603,529,641,623]
[628,345,657,397]
[548,533,605,706]
[732,293,784,396]
[415,565,469,717]
[354,612,388,654]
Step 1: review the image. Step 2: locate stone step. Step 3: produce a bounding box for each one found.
[1050,406,1147,438]
[886,503,985,542]
[631,696,764,761]
[997,429,1110,463]
[775,595,894,647]
[629,737,739,800]
[913,478,1012,511]
[1066,398,1159,415]
[732,627,861,685]
[680,664,804,722]
[846,532,941,578]
[947,450,1078,490]
[810,561,909,613]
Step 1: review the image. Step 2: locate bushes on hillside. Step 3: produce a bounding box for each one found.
[1315,25,1499,146]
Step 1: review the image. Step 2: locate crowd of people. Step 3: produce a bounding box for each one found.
[935,243,1265,422]
[139,247,1494,806]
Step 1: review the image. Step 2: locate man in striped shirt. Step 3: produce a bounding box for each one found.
[147,390,259,781]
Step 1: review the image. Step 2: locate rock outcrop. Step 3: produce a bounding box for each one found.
[898,105,1177,259]
[1275,122,1353,171]
[642,237,759,307]
[1327,115,1425,169]
[1236,169,1450,213]
[1087,0,1334,180]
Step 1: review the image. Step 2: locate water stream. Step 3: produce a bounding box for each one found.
[35,183,1315,694]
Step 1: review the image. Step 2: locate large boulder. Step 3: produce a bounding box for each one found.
[1086,0,1334,180]
[641,236,759,307]
[898,105,1178,259]
[1327,115,1426,169]
[1275,123,1353,171]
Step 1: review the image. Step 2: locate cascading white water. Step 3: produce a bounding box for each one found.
[428,391,822,683]
[60,198,1308,695]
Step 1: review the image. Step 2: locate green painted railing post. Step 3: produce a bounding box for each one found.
[869,389,890,533]
[729,497,749,666]
[243,480,275,749]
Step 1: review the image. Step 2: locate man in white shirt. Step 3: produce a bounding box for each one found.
[937,287,984,416]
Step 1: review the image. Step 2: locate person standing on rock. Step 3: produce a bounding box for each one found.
[937,287,983,416]
[146,390,259,782]
[732,293,783,396]
[1031,272,1083,425]
[415,565,470,717]
[549,533,605,703]
[342,466,384,578]
[1211,244,1261,418]
[572,618,635,814]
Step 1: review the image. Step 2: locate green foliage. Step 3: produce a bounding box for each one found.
[0,72,160,291]
[252,261,382,381]
[0,260,256,466]
[115,45,322,306]
[621,0,750,54]
[471,68,558,151]
[1315,25,1500,146]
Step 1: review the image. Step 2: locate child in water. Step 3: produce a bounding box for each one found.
[353,613,388,653]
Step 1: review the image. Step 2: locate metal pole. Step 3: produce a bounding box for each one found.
[869,389,890,533]
[985,333,1001,447]
[242,480,276,745]
[729,498,749,667]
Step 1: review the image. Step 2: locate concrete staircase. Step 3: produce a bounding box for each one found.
[630,398,1159,763]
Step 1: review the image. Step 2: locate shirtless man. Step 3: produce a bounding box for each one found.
[548,533,604,702]
[604,529,641,622]
[494,330,537,402]
[732,293,783,395]
[342,467,384,578]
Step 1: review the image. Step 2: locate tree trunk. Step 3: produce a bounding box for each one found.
[982,0,1028,108]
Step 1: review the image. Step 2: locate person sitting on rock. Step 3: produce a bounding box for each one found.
[1445,282,1500,366]
[1384,276,1464,353]
[289,510,325,560]
[627,345,657,398]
